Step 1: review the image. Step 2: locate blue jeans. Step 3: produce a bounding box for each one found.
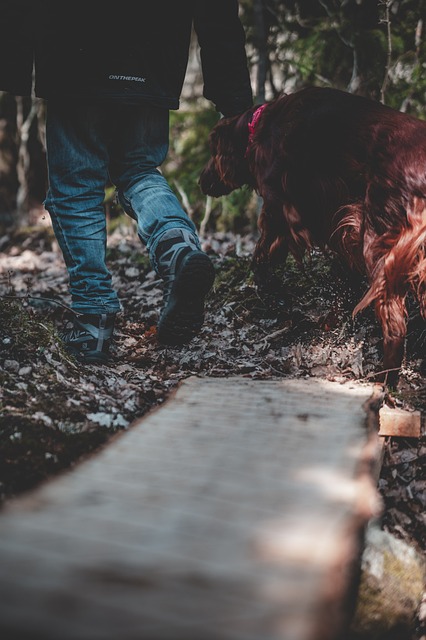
[44,100,199,314]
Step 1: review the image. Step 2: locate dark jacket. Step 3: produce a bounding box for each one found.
[0,0,253,117]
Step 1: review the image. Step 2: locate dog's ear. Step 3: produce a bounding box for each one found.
[208,110,254,189]
[199,109,254,196]
[209,110,253,157]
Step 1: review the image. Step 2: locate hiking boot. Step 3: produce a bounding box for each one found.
[155,229,215,345]
[59,313,116,364]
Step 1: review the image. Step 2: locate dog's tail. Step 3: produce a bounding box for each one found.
[353,199,426,341]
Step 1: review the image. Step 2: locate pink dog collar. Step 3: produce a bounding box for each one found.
[246,103,267,156]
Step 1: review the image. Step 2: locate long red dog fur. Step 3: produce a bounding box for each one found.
[199,86,426,384]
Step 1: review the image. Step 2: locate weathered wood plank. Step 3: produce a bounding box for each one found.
[379,404,421,438]
[0,376,380,640]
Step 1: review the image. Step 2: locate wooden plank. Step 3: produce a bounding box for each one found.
[378,404,421,438]
[0,376,380,640]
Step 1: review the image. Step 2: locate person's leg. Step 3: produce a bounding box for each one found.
[44,100,119,362]
[108,105,196,254]
[109,104,215,344]
[45,99,121,314]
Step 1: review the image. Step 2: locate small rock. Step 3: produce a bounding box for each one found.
[351,522,426,638]
[33,412,53,427]
[18,366,32,377]
[4,359,20,373]
[87,412,129,428]
[113,413,129,428]
[124,267,139,278]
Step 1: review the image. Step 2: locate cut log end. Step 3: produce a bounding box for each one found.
[378,404,421,438]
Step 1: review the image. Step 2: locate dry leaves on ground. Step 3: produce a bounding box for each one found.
[0,223,425,587]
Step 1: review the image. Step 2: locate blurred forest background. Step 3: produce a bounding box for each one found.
[0,0,426,235]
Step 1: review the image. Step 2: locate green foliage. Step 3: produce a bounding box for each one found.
[162,107,258,234]
[214,187,258,233]
[289,28,352,87]
[240,0,426,117]
[106,210,134,235]
[162,106,218,223]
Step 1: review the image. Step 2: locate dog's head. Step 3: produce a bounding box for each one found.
[199,109,255,197]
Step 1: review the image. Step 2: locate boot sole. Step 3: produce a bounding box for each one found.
[157,251,215,345]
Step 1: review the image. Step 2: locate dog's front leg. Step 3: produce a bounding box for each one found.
[382,336,405,388]
[252,201,290,292]
[374,296,408,387]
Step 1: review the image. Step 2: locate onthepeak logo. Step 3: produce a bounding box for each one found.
[109,75,146,83]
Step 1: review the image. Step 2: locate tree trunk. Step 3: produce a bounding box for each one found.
[253,0,268,103]
[0,93,19,228]
[0,93,47,230]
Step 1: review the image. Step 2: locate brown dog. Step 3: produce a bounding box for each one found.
[199,86,426,384]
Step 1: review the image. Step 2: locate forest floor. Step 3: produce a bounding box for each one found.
[0,220,425,635]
